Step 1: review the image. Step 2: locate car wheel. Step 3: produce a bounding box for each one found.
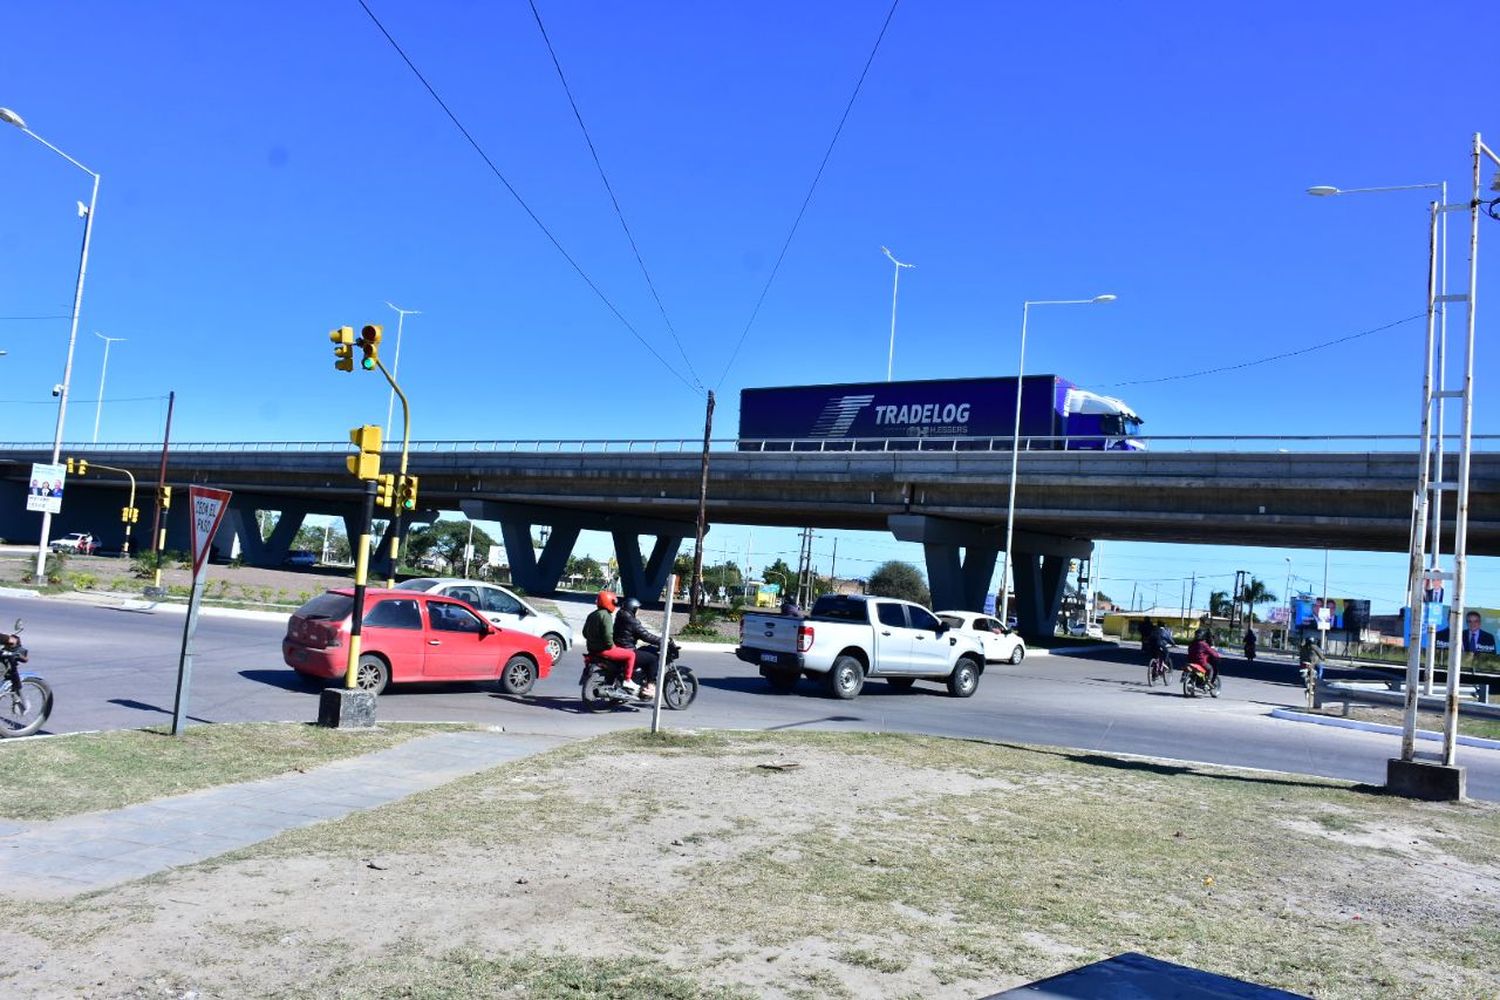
[947,658,980,698]
[824,656,865,700]
[1009,644,1025,664]
[542,633,565,664]
[500,655,537,697]
[355,654,390,696]
[765,667,800,693]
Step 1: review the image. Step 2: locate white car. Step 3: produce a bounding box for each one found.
[1068,621,1106,640]
[394,578,573,663]
[936,611,1026,664]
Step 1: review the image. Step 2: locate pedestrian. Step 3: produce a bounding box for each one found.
[1298,637,1324,708]
[1243,628,1257,664]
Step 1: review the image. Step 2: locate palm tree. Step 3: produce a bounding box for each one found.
[1208,590,1232,619]
[1241,577,1277,623]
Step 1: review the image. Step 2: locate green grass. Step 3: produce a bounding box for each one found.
[0,722,467,821]
[1315,705,1500,741]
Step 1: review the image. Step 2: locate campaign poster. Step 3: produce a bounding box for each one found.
[1290,597,1371,634]
[25,462,66,514]
[1435,607,1500,655]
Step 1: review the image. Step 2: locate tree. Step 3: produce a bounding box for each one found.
[867,560,931,607]
[565,555,603,584]
[762,558,795,594]
[707,561,743,590]
[1208,590,1232,619]
[1241,577,1277,623]
[404,521,496,575]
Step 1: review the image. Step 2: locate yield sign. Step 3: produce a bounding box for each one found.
[188,486,233,579]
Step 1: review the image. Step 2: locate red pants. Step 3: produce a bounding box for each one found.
[596,647,637,682]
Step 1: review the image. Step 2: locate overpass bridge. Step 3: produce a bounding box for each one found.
[3,437,1496,636]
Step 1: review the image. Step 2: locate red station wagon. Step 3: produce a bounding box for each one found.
[282,588,553,696]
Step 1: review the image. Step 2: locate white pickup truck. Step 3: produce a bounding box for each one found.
[735,594,987,699]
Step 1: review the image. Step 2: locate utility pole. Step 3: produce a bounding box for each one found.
[690,390,715,616]
[148,390,175,590]
[1187,572,1197,626]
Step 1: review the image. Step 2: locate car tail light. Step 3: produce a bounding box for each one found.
[797,624,815,653]
[324,624,344,649]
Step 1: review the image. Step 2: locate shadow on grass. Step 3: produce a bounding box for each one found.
[988,740,1376,795]
[106,697,214,725]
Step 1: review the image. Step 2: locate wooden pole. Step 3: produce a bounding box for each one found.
[690,391,715,616]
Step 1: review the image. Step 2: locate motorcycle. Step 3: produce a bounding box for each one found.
[1,619,52,738]
[1180,659,1222,699]
[580,639,698,713]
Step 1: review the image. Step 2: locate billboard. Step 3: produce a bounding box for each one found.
[1290,597,1371,633]
[1435,607,1499,654]
[25,462,66,514]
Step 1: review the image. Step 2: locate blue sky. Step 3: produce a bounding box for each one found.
[3,1,1498,612]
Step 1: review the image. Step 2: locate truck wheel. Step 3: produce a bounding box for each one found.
[765,667,800,693]
[947,658,980,698]
[825,656,865,700]
[886,677,916,691]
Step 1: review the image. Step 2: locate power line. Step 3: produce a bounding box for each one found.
[1105,313,1423,388]
[0,393,167,406]
[354,0,699,395]
[527,0,703,392]
[713,0,902,390]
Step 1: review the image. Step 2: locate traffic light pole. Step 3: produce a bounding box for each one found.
[374,358,411,588]
[345,478,378,689]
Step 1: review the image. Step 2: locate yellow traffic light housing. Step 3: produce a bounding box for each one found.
[347,424,382,480]
[358,324,382,371]
[159,485,173,509]
[121,506,140,524]
[66,457,88,475]
[330,326,355,372]
[397,474,419,511]
[375,473,396,508]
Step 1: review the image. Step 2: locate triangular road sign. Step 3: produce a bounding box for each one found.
[188,486,233,579]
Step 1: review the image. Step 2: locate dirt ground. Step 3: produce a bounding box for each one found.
[2,730,1498,999]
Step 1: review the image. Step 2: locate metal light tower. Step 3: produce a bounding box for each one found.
[881,247,914,382]
[384,302,420,442]
[0,107,102,578]
[996,294,1115,629]
[92,332,126,443]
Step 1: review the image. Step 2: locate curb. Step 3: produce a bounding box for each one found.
[1269,707,1500,752]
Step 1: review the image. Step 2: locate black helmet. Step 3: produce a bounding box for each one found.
[1195,628,1210,642]
[624,597,641,613]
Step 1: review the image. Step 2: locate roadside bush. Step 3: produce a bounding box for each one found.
[678,613,721,638]
[68,572,99,591]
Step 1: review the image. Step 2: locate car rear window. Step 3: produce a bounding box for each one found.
[294,592,354,621]
[938,614,965,629]
[810,595,868,623]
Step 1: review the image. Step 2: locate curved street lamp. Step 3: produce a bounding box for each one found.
[1,106,102,576]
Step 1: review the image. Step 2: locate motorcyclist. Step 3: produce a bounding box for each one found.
[1185,628,1220,687]
[583,590,640,696]
[613,597,660,700]
[1,632,27,692]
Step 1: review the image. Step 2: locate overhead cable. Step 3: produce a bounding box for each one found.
[354,0,699,394]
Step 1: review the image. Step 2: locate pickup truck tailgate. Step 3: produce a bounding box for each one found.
[740,613,803,654]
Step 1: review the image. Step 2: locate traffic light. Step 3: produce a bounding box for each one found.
[159,485,173,509]
[330,326,355,372]
[357,324,382,370]
[397,474,419,511]
[66,457,88,475]
[121,506,139,524]
[375,473,396,508]
[346,424,382,480]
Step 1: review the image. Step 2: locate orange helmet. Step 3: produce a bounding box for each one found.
[596,590,618,611]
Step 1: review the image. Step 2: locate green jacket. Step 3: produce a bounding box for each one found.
[583,608,616,655]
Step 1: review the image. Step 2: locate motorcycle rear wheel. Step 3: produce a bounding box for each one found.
[661,668,699,710]
[0,677,52,738]
[580,668,615,713]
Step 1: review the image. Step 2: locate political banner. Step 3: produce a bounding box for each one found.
[1290,597,1371,633]
[25,462,66,514]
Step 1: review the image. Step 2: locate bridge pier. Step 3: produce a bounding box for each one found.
[221,501,311,567]
[889,515,1089,637]
[462,501,700,600]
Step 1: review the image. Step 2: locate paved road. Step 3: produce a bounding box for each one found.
[5,593,1497,801]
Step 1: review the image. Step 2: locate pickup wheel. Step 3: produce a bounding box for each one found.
[947,658,980,698]
[825,656,865,700]
[886,677,916,691]
[764,667,800,693]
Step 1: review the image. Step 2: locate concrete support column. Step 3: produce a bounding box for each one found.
[1012,551,1072,638]
[920,542,1000,613]
[612,531,684,602]
[498,520,580,596]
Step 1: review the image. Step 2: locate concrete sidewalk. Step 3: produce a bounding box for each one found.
[0,729,568,900]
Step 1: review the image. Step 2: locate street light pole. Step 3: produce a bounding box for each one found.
[384,302,420,443]
[92,332,125,443]
[996,294,1115,630]
[1283,557,1293,650]
[881,247,914,382]
[0,109,101,579]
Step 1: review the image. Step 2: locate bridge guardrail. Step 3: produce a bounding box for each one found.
[0,433,1497,455]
